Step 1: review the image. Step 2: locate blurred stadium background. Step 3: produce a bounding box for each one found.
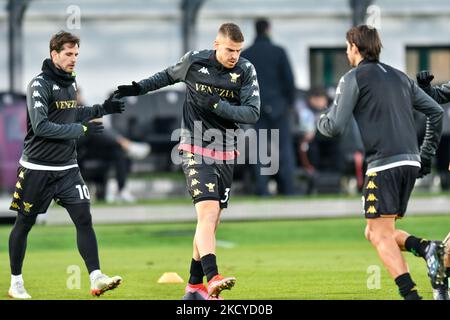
[0,0,449,300]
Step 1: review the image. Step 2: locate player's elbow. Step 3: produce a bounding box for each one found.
[245,108,260,124]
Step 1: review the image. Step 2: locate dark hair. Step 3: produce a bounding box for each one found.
[346,25,382,61]
[49,31,80,55]
[218,23,244,42]
[255,18,270,36]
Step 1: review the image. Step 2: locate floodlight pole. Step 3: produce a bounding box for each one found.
[7,0,31,94]
[181,0,206,54]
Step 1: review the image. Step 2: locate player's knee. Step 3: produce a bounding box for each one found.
[198,210,219,225]
[16,214,37,231]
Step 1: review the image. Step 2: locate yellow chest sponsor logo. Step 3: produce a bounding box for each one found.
[366,181,377,189]
[366,206,377,214]
[193,189,203,197]
[55,100,77,110]
[367,193,378,202]
[188,169,198,177]
[194,84,236,99]
[205,183,215,192]
[23,202,33,213]
[229,73,241,83]
[191,179,200,187]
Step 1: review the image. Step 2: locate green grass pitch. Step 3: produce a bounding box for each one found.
[0,215,448,300]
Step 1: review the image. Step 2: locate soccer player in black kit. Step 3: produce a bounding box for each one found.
[318,25,447,300]
[115,23,260,299]
[8,31,124,298]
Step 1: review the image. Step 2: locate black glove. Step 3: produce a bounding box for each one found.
[417,155,432,179]
[101,94,125,114]
[416,71,434,90]
[114,81,142,98]
[193,90,221,110]
[82,121,104,136]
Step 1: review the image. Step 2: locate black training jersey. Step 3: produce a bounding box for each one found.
[318,59,443,172]
[21,59,105,169]
[137,50,261,152]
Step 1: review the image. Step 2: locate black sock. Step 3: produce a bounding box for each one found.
[201,254,218,282]
[405,236,430,258]
[395,273,422,300]
[446,267,450,278]
[188,259,204,285]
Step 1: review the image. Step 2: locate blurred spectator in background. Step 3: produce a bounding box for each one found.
[297,88,341,173]
[76,90,150,202]
[416,71,450,190]
[242,18,296,195]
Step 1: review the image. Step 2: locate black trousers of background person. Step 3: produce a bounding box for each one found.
[436,134,450,190]
[78,130,130,199]
[252,114,296,195]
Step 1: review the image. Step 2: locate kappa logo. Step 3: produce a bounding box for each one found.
[15,181,22,190]
[188,169,198,177]
[31,81,41,87]
[10,202,20,210]
[229,73,241,83]
[188,159,197,166]
[13,192,20,200]
[251,68,257,77]
[252,90,260,97]
[19,171,25,179]
[34,101,44,109]
[252,80,258,87]
[32,91,41,98]
[53,84,60,91]
[366,206,377,214]
[198,67,210,75]
[192,51,199,55]
[193,189,203,197]
[191,179,200,187]
[366,181,377,189]
[367,193,378,202]
[36,76,44,80]
[367,172,377,177]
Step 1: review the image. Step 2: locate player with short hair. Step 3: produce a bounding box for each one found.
[8,31,124,299]
[318,25,446,300]
[115,23,260,299]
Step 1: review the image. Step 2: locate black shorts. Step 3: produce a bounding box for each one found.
[180,151,234,209]
[362,165,420,219]
[9,166,90,216]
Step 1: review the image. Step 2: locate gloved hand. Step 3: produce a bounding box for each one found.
[193,90,221,110]
[101,94,125,114]
[114,81,142,98]
[82,120,104,136]
[417,155,432,179]
[416,71,434,90]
